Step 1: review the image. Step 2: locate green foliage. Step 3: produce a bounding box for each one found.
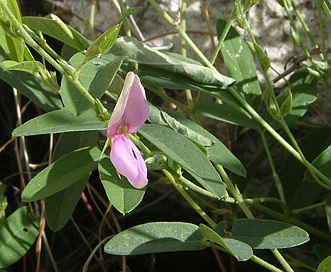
[1,0,331,270]
[215,219,309,249]
[104,222,205,255]
[61,53,122,116]
[99,157,146,214]
[217,18,261,109]
[21,147,102,201]
[199,223,253,261]
[22,16,90,50]
[109,36,235,90]
[45,131,99,231]
[139,124,227,199]
[0,206,39,268]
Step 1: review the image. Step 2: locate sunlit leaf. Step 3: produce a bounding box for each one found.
[21,147,102,201]
[105,222,204,255]
[215,219,309,249]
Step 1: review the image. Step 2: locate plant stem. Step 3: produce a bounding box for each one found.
[259,130,287,205]
[118,0,131,36]
[250,255,283,272]
[252,202,331,242]
[162,169,216,228]
[210,5,236,65]
[216,164,294,272]
[0,1,103,113]
[147,0,216,70]
[229,87,331,189]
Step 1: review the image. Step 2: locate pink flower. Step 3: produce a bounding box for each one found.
[107,72,149,189]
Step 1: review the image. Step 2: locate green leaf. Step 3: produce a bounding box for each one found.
[148,105,214,147]
[1,0,25,62]
[98,157,146,215]
[22,16,90,50]
[12,107,105,137]
[0,47,62,112]
[0,206,39,268]
[104,222,205,255]
[304,145,331,182]
[45,131,99,231]
[317,256,331,272]
[139,124,227,198]
[61,53,122,116]
[197,101,259,129]
[322,0,331,22]
[110,36,234,89]
[274,128,331,210]
[159,109,246,177]
[280,89,293,117]
[262,71,318,129]
[217,19,261,109]
[2,60,43,75]
[21,146,102,201]
[215,219,309,249]
[84,23,121,63]
[199,224,253,261]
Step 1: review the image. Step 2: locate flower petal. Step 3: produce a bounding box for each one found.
[107,72,149,136]
[110,135,148,189]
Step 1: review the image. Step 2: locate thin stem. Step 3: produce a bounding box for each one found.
[162,169,216,228]
[118,0,131,36]
[147,0,216,70]
[0,1,104,113]
[215,164,294,272]
[89,0,96,40]
[250,255,283,272]
[228,87,331,188]
[210,5,236,65]
[252,203,331,242]
[259,130,287,205]
[215,164,254,218]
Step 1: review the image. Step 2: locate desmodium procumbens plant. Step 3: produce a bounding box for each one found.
[1,0,331,271]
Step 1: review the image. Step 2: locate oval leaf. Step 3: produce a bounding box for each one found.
[98,157,146,215]
[110,36,234,89]
[0,206,39,268]
[12,107,105,137]
[21,147,102,201]
[199,224,252,261]
[215,219,309,249]
[139,124,227,199]
[85,23,121,62]
[104,222,204,255]
[45,131,99,231]
[61,53,122,116]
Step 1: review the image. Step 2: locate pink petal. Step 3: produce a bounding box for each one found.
[110,135,148,189]
[107,72,149,136]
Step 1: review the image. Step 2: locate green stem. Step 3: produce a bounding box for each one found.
[252,203,331,242]
[216,164,294,272]
[250,255,283,272]
[215,164,254,218]
[259,130,287,205]
[162,169,216,228]
[0,1,103,113]
[147,0,216,70]
[89,0,96,40]
[210,5,236,65]
[118,0,131,36]
[290,201,325,215]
